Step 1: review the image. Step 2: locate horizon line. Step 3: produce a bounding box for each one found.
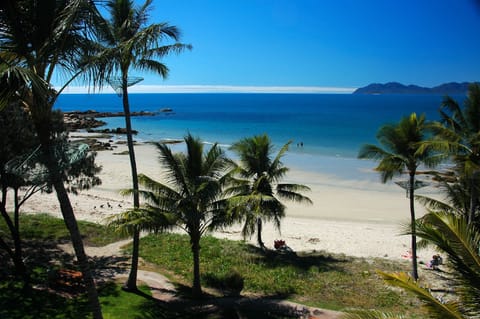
[58,84,357,94]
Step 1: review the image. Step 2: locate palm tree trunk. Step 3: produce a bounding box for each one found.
[121,81,141,291]
[191,233,202,298]
[256,217,265,249]
[52,176,103,318]
[33,107,103,318]
[409,173,419,280]
[42,146,103,318]
[124,229,140,291]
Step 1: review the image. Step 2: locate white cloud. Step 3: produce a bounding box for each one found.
[58,85,356,94]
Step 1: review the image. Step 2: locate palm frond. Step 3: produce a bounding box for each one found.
[358,144,391,162]
[413,212,480,313]
[379,271,465,319]
[270,140,290,174]
[155,141,189,192]
[276,183,313,204]
[105,207,175,236]
[415,195,459,214]
[135,58,169,77]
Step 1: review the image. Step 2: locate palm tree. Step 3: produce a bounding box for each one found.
[426,83,480,225]
[91,0,191,291]
[352,212,480,319]
[358,113,440,280]
[229,134,312,249]
[109,134,233,297]
[0,0,104,317]
[342,212,480,319]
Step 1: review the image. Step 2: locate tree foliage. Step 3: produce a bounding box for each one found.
[90,0,190,291]
[358,113,441,280]
[109,134,233,297]
[228,134,312,248]
[0,0,106,317]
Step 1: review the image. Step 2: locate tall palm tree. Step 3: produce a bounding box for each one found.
[110,134,233,297]
[229,134,312,249]
[92,0,191,291]
[0,0,104,317]
[358,113,440,280]
[426,83,480,225]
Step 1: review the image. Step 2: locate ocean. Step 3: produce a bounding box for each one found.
[55,93,463,181]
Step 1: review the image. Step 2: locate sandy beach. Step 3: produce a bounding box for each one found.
[10,136,440,263]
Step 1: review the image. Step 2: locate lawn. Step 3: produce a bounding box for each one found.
[0,213,428,318]
[0,212,127,246]
[136,233,426,315]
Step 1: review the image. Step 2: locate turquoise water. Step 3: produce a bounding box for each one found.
[55,93,462,180]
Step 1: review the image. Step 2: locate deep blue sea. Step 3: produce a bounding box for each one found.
[55,93,464,180]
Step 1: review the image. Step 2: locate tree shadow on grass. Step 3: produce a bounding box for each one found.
[0,280,90,319]
[89,254,130,283]
[143,282,303,319]
[245,244,348,273]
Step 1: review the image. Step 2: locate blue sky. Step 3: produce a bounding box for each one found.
[65,0,480,93]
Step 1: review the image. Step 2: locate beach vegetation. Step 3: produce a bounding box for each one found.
[343,211,480,319]
[0,101,38,285]
[0,1,109,316]
[135,232,423,314]
[90,0,191,292]
[108,134,234,298]
[0,213,127,247]
[358,113,442,280]
[0,279,165,319]
[228,134,312,249]
[418,83,480,226]
[0,84,101,287]
[1,213,427,317]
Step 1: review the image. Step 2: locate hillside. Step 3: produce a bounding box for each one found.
[353,82,473,94]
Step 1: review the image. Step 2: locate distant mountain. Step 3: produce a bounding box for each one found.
[353,82,473,95]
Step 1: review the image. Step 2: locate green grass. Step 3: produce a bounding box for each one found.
[137,233,426,316]
[99,283,168,319]
[0,280,170,319]
[0,213,126,246]
[0,280,90,319]
[0,214,427,318]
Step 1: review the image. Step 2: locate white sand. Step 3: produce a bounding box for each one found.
[9,138,440,263]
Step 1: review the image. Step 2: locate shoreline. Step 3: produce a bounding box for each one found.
[9,134,440,262]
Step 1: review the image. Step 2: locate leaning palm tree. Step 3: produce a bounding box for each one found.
[425,83,480,225]
[91,0,191,291]
[229,134,312,249]
[358,113,441,280]
[109,134,233,298]
[0,0,104,317]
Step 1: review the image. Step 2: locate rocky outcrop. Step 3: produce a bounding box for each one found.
[64,110,156,132]
[64,113,106,130]
[87,127,138,135]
